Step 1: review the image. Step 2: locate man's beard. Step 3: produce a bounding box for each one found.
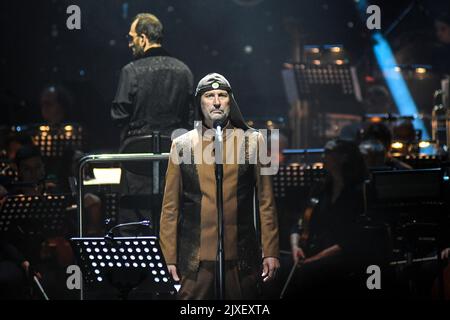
[132,44,146,58]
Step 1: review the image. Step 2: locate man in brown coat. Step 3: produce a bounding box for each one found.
[159,73,280,299]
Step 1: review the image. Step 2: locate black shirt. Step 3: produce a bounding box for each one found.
[111,47,194,143]
[295,182,365,256]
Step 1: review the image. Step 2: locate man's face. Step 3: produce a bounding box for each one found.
[128,20,146,58]
[200,89,231,128]
[40,91,64,125]
[435,21,450,45]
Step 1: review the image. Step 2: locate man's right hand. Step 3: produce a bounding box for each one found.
[167,264,180,282]
[291,245,305,265]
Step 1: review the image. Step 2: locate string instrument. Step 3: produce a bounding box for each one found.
[298,197,319,254]
[280,197,319,298]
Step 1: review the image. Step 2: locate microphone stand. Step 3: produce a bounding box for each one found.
[214,121,225,300]
[104,220,152,240]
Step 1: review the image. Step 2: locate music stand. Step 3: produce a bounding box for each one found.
[30,123,84,158]
[283,63,362,146]
[273,163,324,198]
[367,168,448,298]
[293,63,362,101]
[0,194,73,236]
[369,168,444,206]
[0,159,18,181]
[70,236,176,300]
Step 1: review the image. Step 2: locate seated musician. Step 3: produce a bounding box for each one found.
[287,139,368,298]
[360,122,412,170]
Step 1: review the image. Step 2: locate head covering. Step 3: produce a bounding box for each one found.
[194,73,250,130]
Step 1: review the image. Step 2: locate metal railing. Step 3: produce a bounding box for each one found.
[77,153,169,237]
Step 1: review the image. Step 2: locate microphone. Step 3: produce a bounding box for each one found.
[212,119,225,299]
[213,119,224,137]
[213,119,224,167]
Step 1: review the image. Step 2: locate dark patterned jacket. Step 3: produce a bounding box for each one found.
[160,125,279,276]
[111,47,194,144]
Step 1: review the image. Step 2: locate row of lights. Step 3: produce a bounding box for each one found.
[305,44,346,66]
[305,45,343,54]
[393,65,431,75]
[311,59,346,66]
[39,125,75,132]
[391,141,432,149]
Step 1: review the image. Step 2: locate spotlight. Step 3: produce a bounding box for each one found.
[312,60,321,65]
[330,46,341,53]
[418,141,430,148]
[415,67,427,74]
[369,117,382,123]
[391,142,403,149]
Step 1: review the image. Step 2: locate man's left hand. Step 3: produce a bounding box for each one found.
[261,257,280,282]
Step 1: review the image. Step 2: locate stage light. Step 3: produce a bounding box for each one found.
[369,117,382,123]
[312,60,321,65]
[356,0,429,140]
[311,47,320,53]
[418,141,430,148]
[64,125,73,131]
[335,60,344,65]
[330,47,341,53]
[391,142,403,149]
[394,66,401,72]
[415,67,426,74]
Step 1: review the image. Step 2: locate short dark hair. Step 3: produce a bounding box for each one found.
[133,13,163,44]
[362,123,392,150]
[15,145,42,167]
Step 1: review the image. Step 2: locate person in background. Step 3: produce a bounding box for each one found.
[111,13,194,233]
[39,85,74,126]
[360,122,412,170]
[288,139,368,298]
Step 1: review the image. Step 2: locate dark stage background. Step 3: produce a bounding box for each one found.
[1,0,447,151]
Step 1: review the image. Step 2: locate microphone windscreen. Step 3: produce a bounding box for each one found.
[213,119,224,129]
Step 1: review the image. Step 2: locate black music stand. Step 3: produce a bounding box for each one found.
[273,163,325,198]
[284,63,362,145]
[30,123,84,158]
[70,236,176,300]
[293,63,361,101]
[0,159,18,181]
[0,194,73,236]
[367,168,448,298]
